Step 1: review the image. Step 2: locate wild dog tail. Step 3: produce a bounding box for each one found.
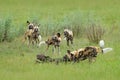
[99,40,105,49]
[38,35,42,42]
[38,41,46,47]
[102,48,113,53]
[99,40,113,53]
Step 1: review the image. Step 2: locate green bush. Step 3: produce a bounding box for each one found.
[0,18,18,42]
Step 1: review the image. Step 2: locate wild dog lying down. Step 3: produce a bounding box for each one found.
[63,50,75,63]
[24,21,41,45]
[45,33,61,54]
[77,46,102,62]
[84,46,102,56]
[63,49,84,63]
[65,46,102,63]
[64,29,73,46]
[36,54,53,63]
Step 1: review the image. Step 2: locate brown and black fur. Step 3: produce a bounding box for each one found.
[24,21,40,45]
[65,46,101,63]
[62,50,75,63]
[45,33,61,53]
[64,29,73,46]
[36,54,53,63]
[78,46,101,62]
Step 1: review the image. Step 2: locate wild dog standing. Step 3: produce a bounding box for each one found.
[45,33,61,54]
[24,21,41,45]
[64,29,73,46]
[31,25,41,45]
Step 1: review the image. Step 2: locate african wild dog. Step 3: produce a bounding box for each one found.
[65,46,102,63]
[24,21,41,45]
[27,21,34,30]
[65,49,84,63]
[84,46,101,57]
[62,50,75,63]
[78,46,102,62]
[36,54,53,63]
[45,33,61,54]
[64,29,73,46]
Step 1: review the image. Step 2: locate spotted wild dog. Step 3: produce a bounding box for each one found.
[63,50,74,63]
[72,48,85,62]
[24,21,41,45]
[36,54,53,63]
[65,49,84,63]
[84,46,102,57]
[64,29,73,46]
[45,33,61,54]
[78,46,102,62]
[65,46,101,63]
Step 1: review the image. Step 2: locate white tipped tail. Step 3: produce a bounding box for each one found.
[38,35,42,42]
[102,48,113,54]
[99,40,105,49]
[99,40,113,54]
[38,41,46,47]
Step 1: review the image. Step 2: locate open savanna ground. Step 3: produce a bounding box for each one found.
[0,0,120,80]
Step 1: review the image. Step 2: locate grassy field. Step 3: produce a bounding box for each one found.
[0,0,120,80]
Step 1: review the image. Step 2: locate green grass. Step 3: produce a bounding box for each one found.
[0,37,120,80]
[0,0,120,80]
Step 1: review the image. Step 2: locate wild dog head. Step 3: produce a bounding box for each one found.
[66,50,74,61]
[64,29,69,37]
[63,50,73,62]
[27,21,34,30]
[52,33,61,42]
[64,29,73,37]
[33,25,39,33]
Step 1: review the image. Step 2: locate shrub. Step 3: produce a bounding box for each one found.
[85,24,105,44]
[0,18,17,42]
[0,19,4,42]
[2,18,12,42]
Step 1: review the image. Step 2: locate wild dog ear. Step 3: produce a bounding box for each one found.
[45,40,48,43]
[67,50,71,54]
[71,53,74,57]
[57,33,61,37]
[27,21,30,24]
[38,24,41,27]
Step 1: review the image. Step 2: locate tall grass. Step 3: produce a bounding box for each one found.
[0,11,107,43]
[0,18,13,42]
[0,17,26,42]
[86,24,105,44]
